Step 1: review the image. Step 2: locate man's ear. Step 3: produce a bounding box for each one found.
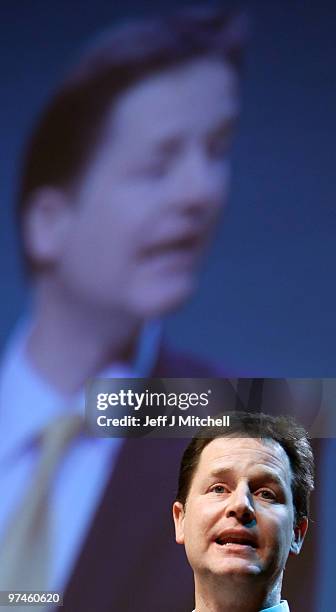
[23,187,72,267]
[173,501,185,545]
[290,517,308,555]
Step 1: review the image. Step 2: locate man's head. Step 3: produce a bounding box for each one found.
[18,7,246,319]
[173,412,314,605]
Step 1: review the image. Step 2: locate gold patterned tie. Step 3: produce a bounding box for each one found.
[0,413,83,602]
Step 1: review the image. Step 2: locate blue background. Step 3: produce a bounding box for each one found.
[1,0,335,376]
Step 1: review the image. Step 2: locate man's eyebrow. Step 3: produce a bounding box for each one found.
[208,466,287,489]
[149,117,238,155]
[208,466,234,480]
[149,134,184,156]
[250,470,287,490]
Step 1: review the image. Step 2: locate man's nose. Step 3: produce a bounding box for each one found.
[173,148,230,215]
[224,483,256,524]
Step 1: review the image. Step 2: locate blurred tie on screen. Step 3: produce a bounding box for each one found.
[0,414,82,600]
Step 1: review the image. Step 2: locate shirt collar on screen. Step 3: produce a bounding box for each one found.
[0,315,161,462]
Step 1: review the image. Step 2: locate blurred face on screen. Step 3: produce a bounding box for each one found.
[47,57,239,318]
[173,437,307,597]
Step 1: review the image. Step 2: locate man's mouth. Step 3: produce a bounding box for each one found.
[143,235,203,257]
[214,532,258,549]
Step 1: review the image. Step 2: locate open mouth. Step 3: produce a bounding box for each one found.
[215,535,258,548]
[144,235,203,258]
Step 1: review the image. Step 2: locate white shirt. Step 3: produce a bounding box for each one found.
[262,602,290,612]
[0,317,160,593]
[192,602,290,612]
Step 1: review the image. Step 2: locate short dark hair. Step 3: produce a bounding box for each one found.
[176,411,314,522]
[17,5,247,272]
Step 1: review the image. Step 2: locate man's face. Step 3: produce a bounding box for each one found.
[51,57,239,317]
[173,437,307,590]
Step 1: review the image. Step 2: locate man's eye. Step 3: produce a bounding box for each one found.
[255,489,276,501]
[210,485,227,494]
[207,138,231,159]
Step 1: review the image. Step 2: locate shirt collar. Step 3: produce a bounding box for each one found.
[0,316,161,461]
[192,602,289,612]
[262,602,289,612]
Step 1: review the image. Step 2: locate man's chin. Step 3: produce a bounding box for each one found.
[132,277,197,318]
[209,557,263,579]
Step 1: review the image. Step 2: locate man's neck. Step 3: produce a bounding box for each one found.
[194,575,281,612]
[25,284,142,394]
